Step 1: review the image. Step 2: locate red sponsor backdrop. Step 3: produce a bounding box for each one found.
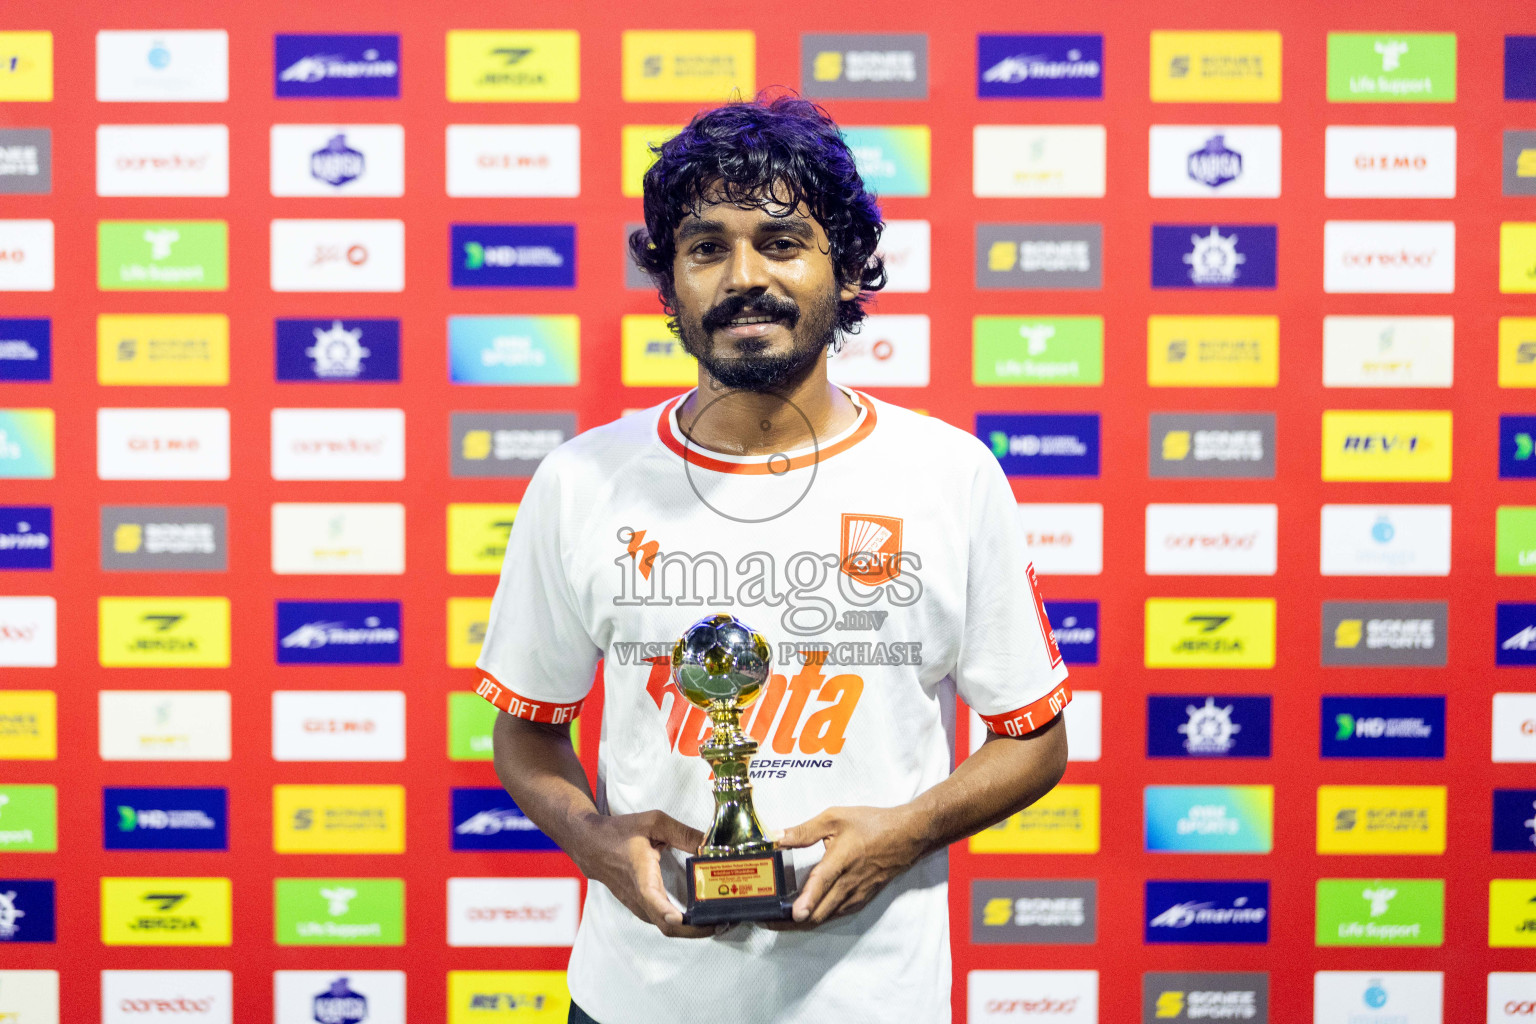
[3,0,1534,1019]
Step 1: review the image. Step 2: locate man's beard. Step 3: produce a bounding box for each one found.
[676,288,839,393]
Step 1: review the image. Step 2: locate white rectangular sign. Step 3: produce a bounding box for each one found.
[1324,220,1455,294]
[274,971,406,1024]
[270,219,405,293]
[446,877,581,947]
[1320,504,1451,576]
[1314,972,1441,1024]
[828,315,929,386]
[97,408,230,481]
[1145,503,1278,575]
[272,691,406,762]
[271,503,406,575]
[271,408,406,481]
[1325,126,1457,198]
[876,219,930,293]
[1148,125,1281,197]
[0,220,54,291]
[1323,316,1454,388]
[0,596,55,668]
[1015,504,1103,576]
[968,970,1099,1023]
[101,971,232,1024]
[271,124,405,197]
[96,31,229,102]
[1493,694,1536,763]
[97,125,229,197]
[445,124,580,197]
[99,691,232,761]
[0,970,59,1024]
[974,125,1106,198]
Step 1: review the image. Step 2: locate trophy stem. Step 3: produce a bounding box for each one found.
[698,703,775,857]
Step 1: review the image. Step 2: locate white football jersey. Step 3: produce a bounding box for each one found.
[477,384,1071,1024]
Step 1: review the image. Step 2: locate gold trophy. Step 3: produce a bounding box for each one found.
[672,613,794,925]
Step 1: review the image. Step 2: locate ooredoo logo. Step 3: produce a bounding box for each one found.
[968,970,1098,1022]
[446,877,578,947]
[101,970,232,1023]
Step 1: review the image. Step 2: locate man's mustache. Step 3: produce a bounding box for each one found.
[701,294,801,333]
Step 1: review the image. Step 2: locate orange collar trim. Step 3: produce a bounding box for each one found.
[657,386,878,475]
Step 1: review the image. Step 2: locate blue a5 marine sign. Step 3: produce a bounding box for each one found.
[276,601,402,665]
[1151,224,1277,289]
[1147,695,1272,758]
[103,787,228,851]
[1493,789,1536,852]
[275,318,400,382]
[275,34,401,98]
[978,413,1100,477]
[1321,696,1445,759]
[451,788,557,851]
[451,224,577,289]
[1144,880,1269,944]
[1498,603,1536,666]
[977,34,1103,98]
[0,506,51,570]
[0,879,54,943]
[1045,601,1098,665]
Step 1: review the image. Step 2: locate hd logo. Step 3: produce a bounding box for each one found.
[97,597,230,668]
[1142,972,1269,1022]
[100,877,231,946]
[451,224,576,289]
[1503,415,1536,479]
[103,787,228,851]
[1144,598,1276,668]
[1321,696,1445,758]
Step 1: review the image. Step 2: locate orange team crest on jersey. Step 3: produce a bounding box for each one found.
[840,513,903,585]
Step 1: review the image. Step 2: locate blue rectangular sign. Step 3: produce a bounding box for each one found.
[451,224,577,289]
[274,34,401,98]
[276,601,402,665]
[0,318,50,382]
[1508,37,1536,100]
[1498,603,1536,666]
[452,788,558,851]
[1321,695,1445,759]
[275,318,400,382]
[1151,224,1277,289]
[1144,881,1269,945]
[103,787,228,851]
[0,879,54,942]
[0,506,51,570]
[1147,695,1272,758]
[1501,415,1536,479]
[1493,789,1536,852]
[978,413,1100,477]
[1044,601,1098,665]
[977,34,1103,99]
[1145,785,1273,853]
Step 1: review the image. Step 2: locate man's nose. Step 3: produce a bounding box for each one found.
[722,240,773,294]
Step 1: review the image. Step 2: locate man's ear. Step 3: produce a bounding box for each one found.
[838,281,861,303]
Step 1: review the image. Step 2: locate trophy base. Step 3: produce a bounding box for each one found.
[682,849,794,926]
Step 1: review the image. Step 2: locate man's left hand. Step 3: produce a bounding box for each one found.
[770,805,926,927]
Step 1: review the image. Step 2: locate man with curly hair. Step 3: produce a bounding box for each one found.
[478,94,1072,1024]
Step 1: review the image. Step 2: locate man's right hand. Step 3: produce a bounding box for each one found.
[576,809,714,938]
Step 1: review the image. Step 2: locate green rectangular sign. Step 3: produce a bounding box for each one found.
[1497,506,1536,575]
[0,783,57,851]
[1327,33,1456,102]
[98,220,228,291]
[1316,878,1443,946]
[974,316,1104,386]
[449,692,496,761]
[274,877,404,945]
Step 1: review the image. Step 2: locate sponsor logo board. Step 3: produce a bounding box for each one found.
[966,970,1099,1022]
[273,785,405,853]
[1016,504,1103,575]
[1145,785,1273,853]
[1150,31,1282,103]
[1149,413,1274,478]
[1146,316,1278,387]
[621,315,693,387]
[447,877,580,947]
[1144,881,1270,944]
[273,971,406,1024]
[446,124,580,198]
[1325,126,1456,197]
[977,34,1103,99]
[0,129,50,194]
[974,316,1102,387]
[0,784,55,851]
[98,220,226,291]
[449,316,580,385]
[98,691,231,761]
[271,691,406,761]
[1502,317,1536,388]
[874,219,930,293]
[100,878,231,946]
[1325,220,1455,294]
[1489,972,1536,1022]
[1502,507,1536,577]
[0,597,54,667]
[101,970,232,1023]
[445,31,580,103]
[1321,411,1452,481]
[276,603,402,666]
[452,788,557,851]
[1144,503,1277,576]
[0,32,52,101]
[1499,605,1536,667]
[451,412,574,478]
[1327,33,1456,102]
[1323,316,1454,388]
[270,408,405,481]
[970,785,1099,854]
[1148,126,1281,197]
[843,126,930,197]
[274,34,400,98]
[0,689,56,759]
[1147,695,1272,758]
[802,33,927,99]
[1151,224,1276,289]
[1319,504,1451,576]
[97,408,229,481]
[0,507,51,570]
[973,125,1105,198]
[1493,693,1536,762]
[271,503,405,575]
[274,878,404,946]
[447,503,519,575]
[270,125,404,197]
[0,880,52,943]
[0,409,53,478]
[1505,130,1536,197]
[96,125,228,197]
[1144,598,1275,669]
[1491,880,1536,947]
[1316,878,1444,947]
[1316,785,1447,854]
[828,314,930,387]
[97,313,228,386]
[452,224,575,289]
[621,30,754,102]
[1503,416,1536,479]
[970,879,1096,945]
[447,971,570,1023]
[1492,790,1536,852]
[1142,973,1268,1024]
[0,969,59,1020]
[1314,972,1442,1024]
[270,219,404,293]
[980,413,1099,477]
[96,31,228,102]
[98,597,230,668]
[104,787,228,851]
[275,318,400,383]
[1320,603,1447,667]
[976,223,1101,290]
[0,318,50,381]
[101,505,226,573]
[0,221,53,291]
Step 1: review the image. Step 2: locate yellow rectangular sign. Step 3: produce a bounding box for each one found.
[0,690,56,759]
[1315,785,1446,855]
[1145,598,1275,668]
[97,314,230,385]
[273,784,405,854]
[98,596,230,668]
[1500,317,1536,387]
[1321,410,1452,481]
[101,877,231,946]
[1489,879,1536,946]
[447,503,519,575]
[1148,316,1279,387]
[0,32,53,101]
[622,315,695,387]
[622,31,755,102]
[1151,31,1282,102]
[1501,222,1536,294]
[448,972,571,1023]
[447,597,492,668]
[446,31,579,102]
[621,125,683,198]
[969,784,1099,853]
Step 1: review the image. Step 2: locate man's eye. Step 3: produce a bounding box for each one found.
[692,242,721,255]
[768,239,800,251]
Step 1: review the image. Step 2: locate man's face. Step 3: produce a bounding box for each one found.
[670,190,860,393]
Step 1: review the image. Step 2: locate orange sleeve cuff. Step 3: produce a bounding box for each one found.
[978,682,1072,737]
[474,670,583,725]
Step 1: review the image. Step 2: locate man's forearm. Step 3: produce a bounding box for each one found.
[897,714,1068,859]
[491,711,603,873]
